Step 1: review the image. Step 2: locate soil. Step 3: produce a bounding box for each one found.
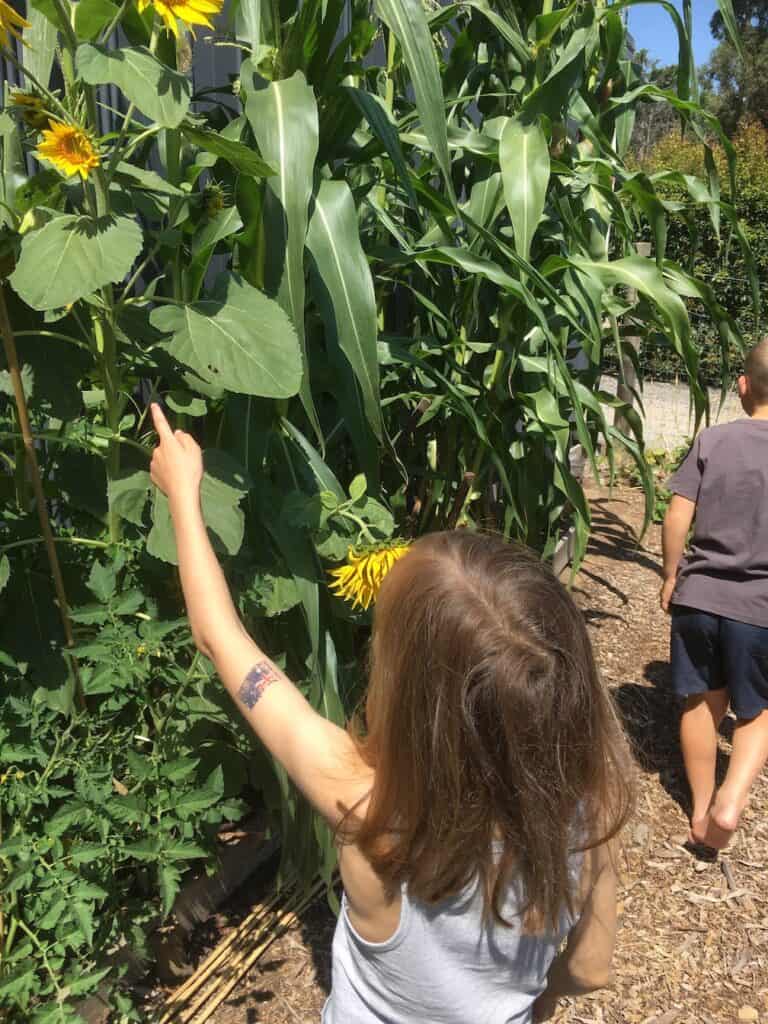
[151,483,768,1024]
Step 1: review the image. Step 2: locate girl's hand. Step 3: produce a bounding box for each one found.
[149,403,204,507]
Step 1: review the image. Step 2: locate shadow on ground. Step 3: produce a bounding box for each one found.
[612,664,731,825]
[587,498,663,577]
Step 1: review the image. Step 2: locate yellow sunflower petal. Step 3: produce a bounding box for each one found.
[0,0,31,48]
[149,0,180,35]
[36,122,100,180]
[168,4,212,27]
[141,0,222,33]
[327,542,411,610]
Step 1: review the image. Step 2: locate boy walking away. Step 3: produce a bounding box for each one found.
[661,338,768,851]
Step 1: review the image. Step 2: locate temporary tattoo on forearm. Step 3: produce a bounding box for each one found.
[237,661,280,709]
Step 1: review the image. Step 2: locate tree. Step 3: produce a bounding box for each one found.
[711,1,768,40]
[630,51,680,161]
[703,2,768,134]
[635,118,768,381]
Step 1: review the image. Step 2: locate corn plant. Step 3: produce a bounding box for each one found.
[0,0,753,1017]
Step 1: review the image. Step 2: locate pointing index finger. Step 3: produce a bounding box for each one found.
[150,402,174,442]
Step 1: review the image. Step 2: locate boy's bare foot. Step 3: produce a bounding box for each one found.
[688,815,710,846]
[694,801,742,850]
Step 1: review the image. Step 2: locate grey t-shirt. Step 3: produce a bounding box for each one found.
[668,418,768,628]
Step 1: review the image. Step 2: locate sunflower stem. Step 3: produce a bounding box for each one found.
[99,0,130,44]
[12,329,90,352]
[336,510,376,546]
[0,536,113,555]
[50,0,78,54]
[120,125,162,163]
[71,58,124,543]
[105,102,136,181]
[92,312,123,543]
[3,51,72,122]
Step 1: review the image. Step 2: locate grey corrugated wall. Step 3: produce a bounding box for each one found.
[1,1,248,132]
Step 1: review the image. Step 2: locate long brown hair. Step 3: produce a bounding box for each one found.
[343,531,634,930]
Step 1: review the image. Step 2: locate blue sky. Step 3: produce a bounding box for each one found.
[628,0,719,67]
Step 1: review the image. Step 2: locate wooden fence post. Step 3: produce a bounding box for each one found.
[614,240,652,437]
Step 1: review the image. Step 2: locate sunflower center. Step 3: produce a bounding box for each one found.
[61,131,92,162]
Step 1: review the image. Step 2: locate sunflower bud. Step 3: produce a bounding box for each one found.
[9,90,50,131]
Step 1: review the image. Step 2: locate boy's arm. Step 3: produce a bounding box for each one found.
[660,494,696,613]
[149,405,371,827]
[532,844,617,1021]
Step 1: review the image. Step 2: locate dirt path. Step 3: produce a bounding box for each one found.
[178,485,768,1024]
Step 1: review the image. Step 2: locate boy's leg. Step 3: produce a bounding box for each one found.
[669,608,726,842]
[680,690,730,843]
[701,709,768,849]
[700,616,768,849]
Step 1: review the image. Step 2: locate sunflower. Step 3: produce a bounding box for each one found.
[137,0,223,37]
[203,181,228,217]
[35,121,100,180]
[0,0,30,49]
[328,542,411,611]
[9,89,49,130]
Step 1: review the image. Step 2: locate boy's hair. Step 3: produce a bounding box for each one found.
[745,337,768,404]
[344,531,634,930]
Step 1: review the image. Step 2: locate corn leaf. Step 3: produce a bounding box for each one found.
[307,180,382,440]
[245,70,322,440]
[376,0,454,202]
[499,117,550,263]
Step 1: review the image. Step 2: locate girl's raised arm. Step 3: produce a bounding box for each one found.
[149,404,371,826]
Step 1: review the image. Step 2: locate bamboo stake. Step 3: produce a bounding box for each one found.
[166,884,312,1024]
[185,881,326,1024]
[160,878,293,1012]
[0,284,85,710]
[160,876,329,1024]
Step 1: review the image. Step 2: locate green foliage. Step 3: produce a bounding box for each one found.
[76,45,192,128]
[620,443,689,522]
[703,0,768,135]
[0,549,250,1019]
[633,117,768,383]
[0,0,751,1016]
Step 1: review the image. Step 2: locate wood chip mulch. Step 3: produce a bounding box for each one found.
[156,483,768,1024]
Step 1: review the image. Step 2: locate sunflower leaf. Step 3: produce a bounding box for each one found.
[76,44,191,128]
[9,214,142,311]
[150,273,302,398]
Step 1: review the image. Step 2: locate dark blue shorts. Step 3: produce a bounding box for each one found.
[670,606,768,720]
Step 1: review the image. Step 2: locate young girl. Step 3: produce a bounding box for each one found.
[150,404,633,1023]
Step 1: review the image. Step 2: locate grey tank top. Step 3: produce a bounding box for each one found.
[321,860,580,1024]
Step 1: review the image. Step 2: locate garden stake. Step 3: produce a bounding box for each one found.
[159,876,293,1012]
[163,884,311,1023]
[183,879,326,1024]
[159,876,328,1024]
[0,284,85,710]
